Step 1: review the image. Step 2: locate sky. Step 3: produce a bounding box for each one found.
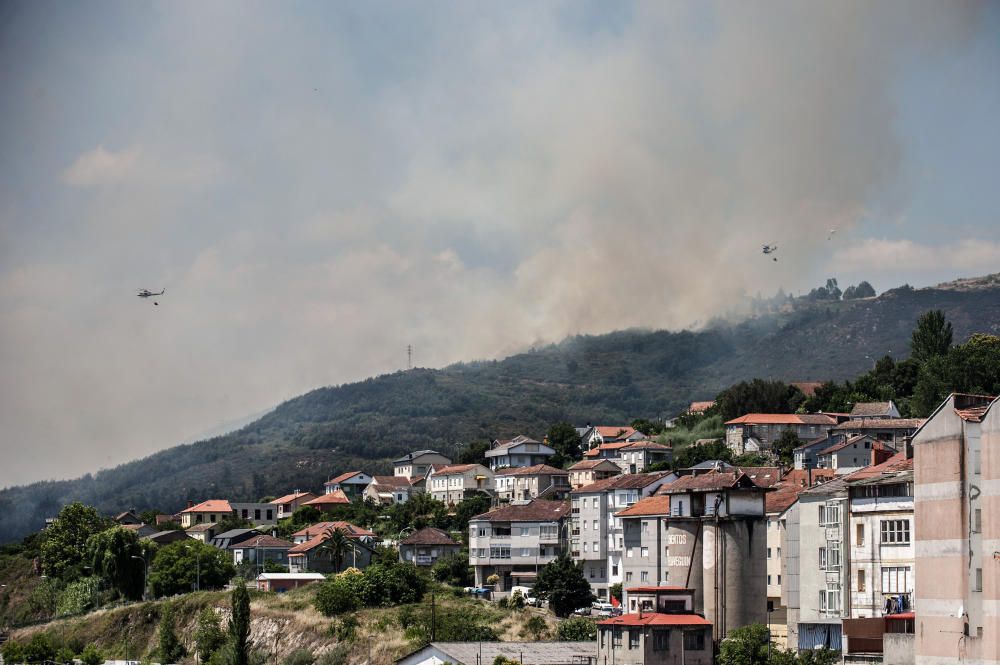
[1,0,998,488]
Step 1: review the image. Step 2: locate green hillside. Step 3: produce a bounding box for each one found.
[1,275,999,542]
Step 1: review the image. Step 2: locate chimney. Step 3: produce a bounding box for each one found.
[187,500,193,509]
[904,435,914,460]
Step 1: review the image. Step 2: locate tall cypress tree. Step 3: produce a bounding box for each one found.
[230,580,252,665]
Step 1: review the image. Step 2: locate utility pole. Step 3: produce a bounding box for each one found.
[407,345,412,370]
[431,593,436,641]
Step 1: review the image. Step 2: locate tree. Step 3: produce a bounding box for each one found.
[194,607,227,663]
[717,623,769,665]
[556,616,597,641]
[910,310,953,363]
[87,525,149,600]
[771,429,801,466]
[79,644,104,665]
[158,602,187,663]
[533,555,594,618]
[671,440,733,471]
[456,441,490,464]
[319,528,355,572]
[213,515,255,535]
[546,422,582,467]
[230,580,252,665]
[609,583,623,604]
[714,380,805,421]
[314,577,361,616]
[431,551,472,587]
[451,495,491,535]
[912,333,1000,416]
[630,419,664,437]
[149,540,235,597]
[41,503,112,579]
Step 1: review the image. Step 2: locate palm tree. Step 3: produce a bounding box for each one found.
[319,528,356,572]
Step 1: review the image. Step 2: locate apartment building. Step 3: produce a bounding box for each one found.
[832,418,923,449]
[485,436,555,470]
[393,450,453,478]
[725,413,839,455]
[428,464,493,505]
[616,470,768,638]
[468,499,570,591]
[913,393,998,665]
[569,472,676,600]
[619,441,673,473]
[494,464,570,503]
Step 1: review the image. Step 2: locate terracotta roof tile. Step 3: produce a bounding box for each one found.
[571,472,673,494]
[567,460,620,471]
[181,500,232,514]
[291,521,374,539]
[471,499,569,523]
[616,496,672,517]
[230,535,294,550]
[326,471,364,486]
[598,613,712,627]
[271,491,316,505]
[369,475,414,488]
[725,413,837,426]
[655,471,756,493]
[400,527,460,546]
[735,466,781,487]
[304,489,350,506]
[833,418,924,431]
[495,464,568,477]
[688,401,715,413]
[433,464,487,475]
[621,441,672,451]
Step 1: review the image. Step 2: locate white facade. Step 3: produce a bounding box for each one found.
[428,465,493,505]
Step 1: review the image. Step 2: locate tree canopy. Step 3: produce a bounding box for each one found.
[533,555,594,618]
[714,380,805,421]
[546,422,582,468]
[148,540,235,597]
[910,309,953,363]
[41,503,112,580]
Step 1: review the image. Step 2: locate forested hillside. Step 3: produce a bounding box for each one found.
[1,275,998,542]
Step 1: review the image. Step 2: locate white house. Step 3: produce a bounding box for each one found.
[484,436,555,470]
[428,464,494,505]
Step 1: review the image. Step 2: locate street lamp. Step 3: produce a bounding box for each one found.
[185,545,202,592]
[131,555,148,601]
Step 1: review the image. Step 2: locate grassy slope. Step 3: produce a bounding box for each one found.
[1,279,999,543]
[7,586,560,664]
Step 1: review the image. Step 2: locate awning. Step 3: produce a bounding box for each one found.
[510,572,538,578]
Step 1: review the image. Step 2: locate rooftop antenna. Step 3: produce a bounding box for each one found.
[407,344,413,370]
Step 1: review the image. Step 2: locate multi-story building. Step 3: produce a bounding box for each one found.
[468,499,570,592]
[494,464,570,503]
[725,413,839,455]
[597,598,714,665]
[567,459,622,489]
[399,527,461,567]
[832,417,923,449]
[580,425,647,451]
[616,470,768,638]
[393,450,453,478]
[485,436,556,470]
[816,435,891,474]
[913,393,998,665]
[324,471,373,499]
[619,441,672,473]
[179,500,235,528]
[363,475,418,504]
[850,401,902,420]
[794,434,842,470]
[428,464,494,506]
[270,491,316,520]
[570,472,676,600]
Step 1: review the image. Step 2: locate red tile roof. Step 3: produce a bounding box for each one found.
[844,451,912,481]
[326,471,364,486]
[764,469,837,514]
[230,535,294,550]
[495,464,568,476]
[369,475,413,489]
[725,413,837,426]
[291,521,374,540]
[432,464,487,475]
[471,499,569,523]
[616,496,672,517]
[271,491,316,505]
[688,401,715,413]
[594,426,637,439]
[304,489,350,506]
[655,471,752,493]
[818,434,882,456]
[598,613,712,627]
[791,382,823,397]
[571,472,673,494]
[568,460,620,471]
[400,527,460,546]
[181,500,232,514]
[622,441,672,452]
[833,418,924,431]
[735,466,781,487]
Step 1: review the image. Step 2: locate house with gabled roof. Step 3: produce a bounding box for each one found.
[428,464,494,505]
[567,459,622,489]
[832,416,923,449]
[485,436,555,470]
[816,434,891,473]
[399,527,461,567]
[230,534,295,569]
[393,450,452,478]
[324,471,372,499]
[494,464,570,503]
[287,529,377,574]
[114,510,143,526]
[302,488,351,513]
[364,475,418,504]
[582,426,647,451]
[270,491,317,520]
[849,401,901,420]
[619,440,672,473]
[290,521,376,545]
[724,413,839,455]
[179,500,233,528]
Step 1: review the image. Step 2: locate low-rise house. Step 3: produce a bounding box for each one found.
[582,441,634,460]
[231,502,277,525]
[290,521,377,546]
[302,488,351,513]
[364,475,418,504]
[485,436,555,470]
[270,491,317,520]
[816,434,889,473]
[179,500,234,528]
[616,470,768,637]
[494,464,570,503]
[256,572,325,592]
[688,401,716,415]
[211,528,258,550]
[288,528,378,574]
[230,534,294,569]
[120,523,158,539]
[185,522,218,543]
[597,610,713,665]
[324,472,373,499]
[394,450,453,479]
[397,642,597,665]
[468,499,570,592]
[794,434,842,470]
[428,464,494,506]
[142,530,191,545]
[114,511,143,526]
[619,441,672,473]
[724,413,839,455]
[399,527,461,567]
[832,417,924,449]
[567,459,622,489]
[570,472,677,600]
[582,426,646,451]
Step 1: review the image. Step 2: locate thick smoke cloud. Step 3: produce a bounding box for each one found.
[0,1,992,486]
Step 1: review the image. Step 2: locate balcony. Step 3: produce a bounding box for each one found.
[415,555,435,565]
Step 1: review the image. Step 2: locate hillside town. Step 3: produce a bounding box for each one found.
[5,387,995,665]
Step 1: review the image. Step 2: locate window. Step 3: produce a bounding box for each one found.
[583,521,588,531]
[520,527,530,536]
[653,629,669,652]
[818,547,827,570]
[881,566,911,593]
[974,509,982,533]
[521,548,531,558]
[593,520,599,531]
[642,521,649,534]
[819,589,840,613]
[628,629,640,649]
[583,542,589,553]
[210,514,217,523]
[777,575,781,585]
[974,568,983,592]
[641,547,649,558]
[856,524,865,546]
[625,572,633,582]
[858,569,866,592]
[776,547,781,558]
[767,548,772,559]
[627,548,633,558]
[612,627,622,648]
[881,520,910,544]
[489,545,511,559]
[768,575,772,585]
[266,509,273,520]
[684,631,705,651]
[254,509,261,520]
[640,571,648,582]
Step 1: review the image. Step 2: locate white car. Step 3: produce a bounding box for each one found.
[591,601,614,617]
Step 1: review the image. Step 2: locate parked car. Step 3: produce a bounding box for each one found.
[572,606,592,616]
[592,601,614,617]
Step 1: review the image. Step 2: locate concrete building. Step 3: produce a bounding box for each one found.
[816,434,892,474]
[324,471,373,499]
[832,418,924,449]
[301,488,351,513]
[619,441,673,473]
[399,527,461,567]
[485,436,555,470]
[364,475,418,504]
[794,435,843,470]
[597,610,713,665]
[725,414,839,455]
[230,534,294,569]
[428,464,493,506]
[494,464,570,503]
[616,470,768,638]
[255,572,325,592]
[230,502,277,525]
[270,491,316,520]
[468,499,569,592]
[581,426,647,451]
[850,401,902,420]
[570,472,676,600]
[567,459,622,489]
[394,450,453,479]
[913,393,998,665]
[179,500,235,528]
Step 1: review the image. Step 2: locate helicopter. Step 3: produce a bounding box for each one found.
[137,288,165,305]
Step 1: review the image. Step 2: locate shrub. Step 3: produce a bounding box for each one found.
[158,602,187,663]
[282,649,316,665]
[56,646,76,664]
[335,615,359,642]
[317,645,350,665]
[556,616,597,641]
[315,578,361,617]
[1,640,25,665]
[79,644,104,665]
[195,607,227,663]
[509,590,525,609]
[520,615,548,640]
